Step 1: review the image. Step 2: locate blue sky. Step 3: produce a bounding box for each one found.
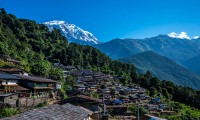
[0,0,200,42]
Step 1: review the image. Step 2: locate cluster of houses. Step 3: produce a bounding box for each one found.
[0,55,61,107]
[57,66,171,119]
[147,98,171,113]
[69,69,149,104]
[0,55,172,119]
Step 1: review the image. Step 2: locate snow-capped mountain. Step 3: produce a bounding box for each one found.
[44,20,99,45]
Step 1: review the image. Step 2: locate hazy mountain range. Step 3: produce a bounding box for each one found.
[94,35,200,64]
[118,51,200,89]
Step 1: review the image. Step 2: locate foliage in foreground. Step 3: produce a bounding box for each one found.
[0,107,18,118]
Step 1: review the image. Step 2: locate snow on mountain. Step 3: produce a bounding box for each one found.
[193,36,199,39]
[168,32,199,40]
[43,20,99,45]
[168,32,191,40]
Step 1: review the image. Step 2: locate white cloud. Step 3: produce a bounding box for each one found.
[168,32,191,40]
[193,36,199,39]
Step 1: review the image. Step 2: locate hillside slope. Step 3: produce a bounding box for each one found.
[183,54,200,75]
[118,51,200,89]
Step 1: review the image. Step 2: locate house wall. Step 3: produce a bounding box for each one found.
[3,94,18,107]
[20,81,54,88]
[2,80,18,85]
[19,97,48,107]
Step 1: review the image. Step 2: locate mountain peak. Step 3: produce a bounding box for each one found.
[44,20,66,25]
[43,20,99,45]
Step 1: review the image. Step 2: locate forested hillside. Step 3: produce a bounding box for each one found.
[0,9,200,114]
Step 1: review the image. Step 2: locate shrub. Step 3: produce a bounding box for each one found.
[0,107,18,118]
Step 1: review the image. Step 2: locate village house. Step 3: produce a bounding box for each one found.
[87,84,98,92]
[0,73,28,94]
[0,54,21,65]
[81,69,94,76]
[74,84,86,92]
[0,68,24,74]
[63,66,77,77]
[53,63,77,78]
[13,74,61,98]
[112,81,122,87]
[146,104,159,111]
[59,95,102,119]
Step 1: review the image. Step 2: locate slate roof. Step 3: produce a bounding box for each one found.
[13,74,57,83]
[3,103,93,120]
[59,95,102,104]
[0,73,22,80]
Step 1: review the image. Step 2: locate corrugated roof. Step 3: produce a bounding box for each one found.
[0,73,22,80]
[13,74,57,83]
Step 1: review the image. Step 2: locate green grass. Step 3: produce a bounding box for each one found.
[161,101,200,120]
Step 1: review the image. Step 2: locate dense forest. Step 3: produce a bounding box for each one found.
[0,8,200,119]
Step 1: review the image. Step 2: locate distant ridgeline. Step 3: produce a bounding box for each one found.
[0,8,200,110]
[118,51,200,90]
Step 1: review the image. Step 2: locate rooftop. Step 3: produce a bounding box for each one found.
[2,103,93,120]
[1,85,28,91]
[59,95,102,104]
[0,68,23,72]
[0,93,16,97]
[0,73,22,80]
[13,74,57,83]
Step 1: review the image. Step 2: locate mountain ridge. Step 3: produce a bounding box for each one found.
[94,35,200,63]
[118,51,200,90]
[44,20,99,45]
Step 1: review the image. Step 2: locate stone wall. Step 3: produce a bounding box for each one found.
[18,97,48,107]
